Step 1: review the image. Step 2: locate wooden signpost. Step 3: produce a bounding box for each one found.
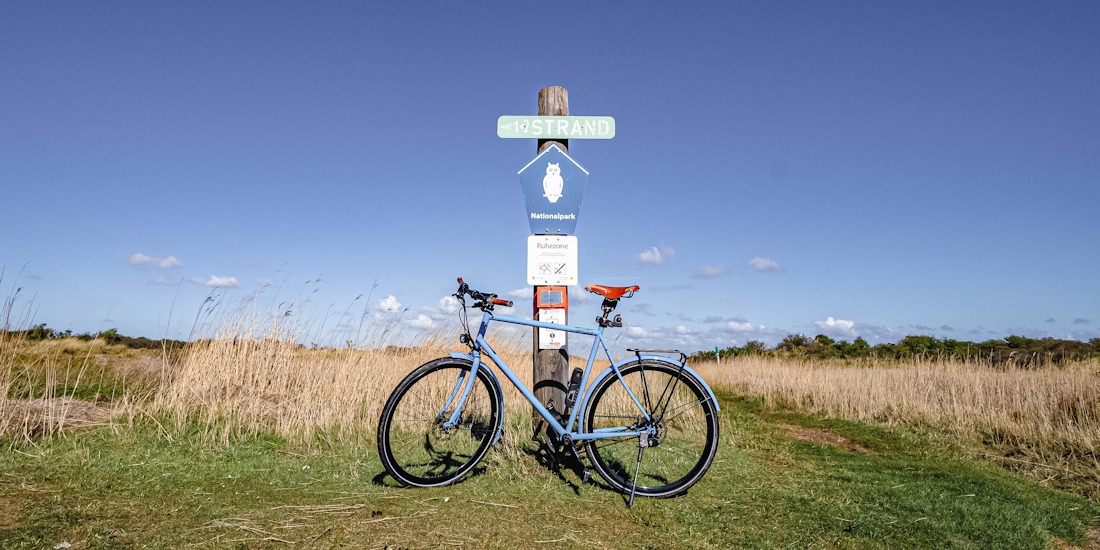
[503,86,614,429]
[532,86,570,427]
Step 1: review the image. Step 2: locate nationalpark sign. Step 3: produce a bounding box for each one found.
[517,144,589,235]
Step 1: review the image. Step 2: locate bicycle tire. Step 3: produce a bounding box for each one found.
[377,358,502,487]
[583,360,719,498]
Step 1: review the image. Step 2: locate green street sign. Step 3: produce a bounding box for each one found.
[497,116,616,140]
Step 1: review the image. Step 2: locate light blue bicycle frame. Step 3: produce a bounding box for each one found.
[440,309,719,443]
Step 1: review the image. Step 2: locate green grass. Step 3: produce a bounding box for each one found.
[1,392,1097,548]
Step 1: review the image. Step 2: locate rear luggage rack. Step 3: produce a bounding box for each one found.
[626,348,688,364]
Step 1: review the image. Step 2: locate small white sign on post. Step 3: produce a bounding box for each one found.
[537,308,567,350]
[527,235,578,286]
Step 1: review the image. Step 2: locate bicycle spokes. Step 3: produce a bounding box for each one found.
[378,360,502,488]
[585,360,719,500]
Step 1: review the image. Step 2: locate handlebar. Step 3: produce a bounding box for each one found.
[455,277,513,309]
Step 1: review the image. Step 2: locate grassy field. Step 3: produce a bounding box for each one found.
[2,332,1099,548]
[693,356,1100,502]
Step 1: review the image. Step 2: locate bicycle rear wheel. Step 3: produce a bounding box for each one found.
[583,360,718,498]
[377,358,502,487]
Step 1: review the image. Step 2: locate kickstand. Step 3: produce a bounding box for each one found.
[627,445,643,509]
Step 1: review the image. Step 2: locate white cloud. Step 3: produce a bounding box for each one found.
[192,275,239,288]
[437,295,461,313]
[639,246,675,265]
[693,264,729,279]
[815,316,857,338]
[640,247,662,264]
[610,316,906,352]
[379,295,403,313]
[129,253,182,268]
[257,278,273,288]
[571,289,595,303]
[152,276,178,286]
[406,314,433,329]
[508,288,533,299]
[853,323,897,343]
[748,257,782,272]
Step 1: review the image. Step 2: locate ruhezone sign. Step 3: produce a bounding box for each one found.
[518,144,589,235]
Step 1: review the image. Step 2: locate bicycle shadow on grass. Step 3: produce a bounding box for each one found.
[522,421,627,498]
[371,433,491,487]
[522,440,586,496]
[520,382,619,497]
[370,434,635,506]
[524,440,674,508]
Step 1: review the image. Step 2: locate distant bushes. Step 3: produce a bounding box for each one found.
[695,334,1100,368]
[4,324,186,350]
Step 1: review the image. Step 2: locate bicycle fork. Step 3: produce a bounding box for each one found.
[440,354,506,446]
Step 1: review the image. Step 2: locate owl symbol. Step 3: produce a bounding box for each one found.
[542,162,563,203]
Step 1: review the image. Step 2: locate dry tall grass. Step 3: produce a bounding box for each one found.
[154,336,455,446]
[150,318,596,452]
[695,356,1100,495]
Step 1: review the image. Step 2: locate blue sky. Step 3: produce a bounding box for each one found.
[3,2,1098,352]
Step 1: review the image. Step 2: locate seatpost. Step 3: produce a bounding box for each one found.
[600,299,615,320]
[597,299,621,328]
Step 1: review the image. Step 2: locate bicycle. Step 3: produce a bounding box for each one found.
[376,278,720,507]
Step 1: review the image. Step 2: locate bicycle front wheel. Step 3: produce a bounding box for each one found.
[583,360,719,498]
[377,358,502,487]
